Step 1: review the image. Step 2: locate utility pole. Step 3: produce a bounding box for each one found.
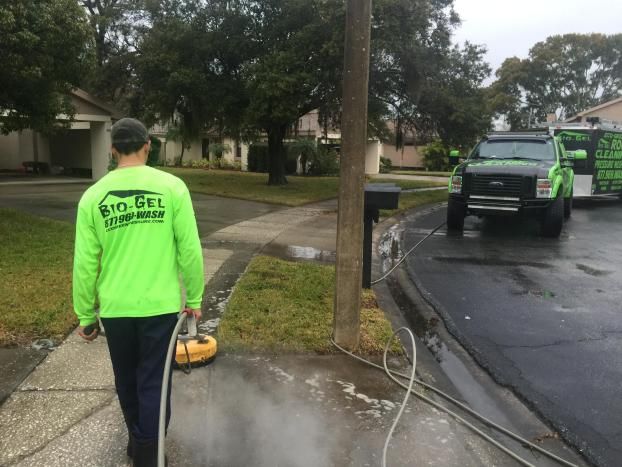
[333,0,372,349]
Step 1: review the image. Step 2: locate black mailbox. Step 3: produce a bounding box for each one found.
[364,183,401,210]
[363,183,401,288]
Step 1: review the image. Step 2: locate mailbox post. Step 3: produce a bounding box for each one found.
[363,183,401,288]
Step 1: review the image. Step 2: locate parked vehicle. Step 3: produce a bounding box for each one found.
[551,121,622,197]
[447,131,587,237]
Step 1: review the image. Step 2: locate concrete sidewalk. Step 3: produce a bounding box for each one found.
[0,197,581,466]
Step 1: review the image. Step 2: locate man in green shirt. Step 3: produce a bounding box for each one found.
[72,118,204,466]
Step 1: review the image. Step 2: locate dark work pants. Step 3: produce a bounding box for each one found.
[102,313,178,442]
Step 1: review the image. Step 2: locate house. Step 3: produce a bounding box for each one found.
[295,110,424,173]
[0,89,122,180]
[149,121,247,169]
[565,96,622,126]
[151,109,422,174]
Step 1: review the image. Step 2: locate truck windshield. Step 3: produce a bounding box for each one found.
[473,139,555,161]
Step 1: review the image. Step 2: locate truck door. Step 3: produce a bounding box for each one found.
[554,129,595,196]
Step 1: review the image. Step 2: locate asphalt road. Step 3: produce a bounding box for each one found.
[401,199,622,467]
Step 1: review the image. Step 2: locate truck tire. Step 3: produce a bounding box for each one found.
[447,198,465,232]
[541,195,563,238]
[564,188,573,219]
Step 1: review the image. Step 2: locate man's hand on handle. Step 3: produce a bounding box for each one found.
[78,322,100,341]
[184,308,202,320]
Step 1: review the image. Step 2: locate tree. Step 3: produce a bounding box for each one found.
[242,0,343,185]
[487,57,531,130]
[80,0,144,107]
[0,0,91,134]
[134,0,490,182]
[417,42,493,148]
[490,33,622,126]
[165,123,194,166]
[136,0,251,162]
[368,0,491,150]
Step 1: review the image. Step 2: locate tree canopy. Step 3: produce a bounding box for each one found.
[489,33,622,128]
[0,0,91,134]
[1,0,495,179]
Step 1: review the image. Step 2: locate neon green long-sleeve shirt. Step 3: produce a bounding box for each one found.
[72,166,204,326]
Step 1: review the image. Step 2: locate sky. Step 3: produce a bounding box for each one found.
[451,0,622,79]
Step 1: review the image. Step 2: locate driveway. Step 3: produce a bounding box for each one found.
[0,183,284,237]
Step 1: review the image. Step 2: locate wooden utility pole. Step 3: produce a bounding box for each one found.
[333,0,372,349]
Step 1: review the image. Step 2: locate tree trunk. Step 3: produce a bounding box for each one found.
[178,144,185,166]
[267,124,288,185]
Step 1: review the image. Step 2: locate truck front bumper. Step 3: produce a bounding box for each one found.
[450,194,553,216]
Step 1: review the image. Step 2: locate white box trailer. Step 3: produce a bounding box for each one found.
[550,122,622,197]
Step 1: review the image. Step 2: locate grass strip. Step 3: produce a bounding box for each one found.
[0,209,76,346]
[162,168,444,206]
[380,189,448,217]
[218,255,401,355]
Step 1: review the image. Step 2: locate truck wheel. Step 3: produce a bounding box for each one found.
[541,195,564,238]
[447,198,465,232]
[564,189,573,219]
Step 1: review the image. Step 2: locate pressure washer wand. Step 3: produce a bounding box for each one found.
[158,311,189,467]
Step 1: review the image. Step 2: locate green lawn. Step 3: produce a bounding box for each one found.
[218,255,401,354]
[380,189,448,217]
[0,209,76,346]
[162,168,445,206]
[392,170,452,177]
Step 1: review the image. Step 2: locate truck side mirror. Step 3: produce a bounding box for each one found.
[449,150,461,165]
[566,149,587,161]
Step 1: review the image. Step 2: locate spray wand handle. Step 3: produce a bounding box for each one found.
[185,310,198,338]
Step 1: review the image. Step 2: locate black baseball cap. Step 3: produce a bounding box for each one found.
[111,118,149,146]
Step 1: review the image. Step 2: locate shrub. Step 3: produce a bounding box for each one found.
[248,144,269,172]
[209,142,232,159]
[190,159,210,169]
[209,158,241,170]
[248,143,299,175]
[308,147,339,176]
[423,141,451,171]
[288,138,317,175]
[379,156,392,173]
[108,136,161,172]
[147,136,162,166]
[108,157,117,172]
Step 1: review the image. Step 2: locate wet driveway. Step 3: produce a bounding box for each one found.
[0,182,284,237]
[396,199,622,467]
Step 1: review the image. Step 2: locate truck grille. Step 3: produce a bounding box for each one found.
[469,174,525,198]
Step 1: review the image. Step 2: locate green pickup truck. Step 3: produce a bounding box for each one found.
[447,131,587,237]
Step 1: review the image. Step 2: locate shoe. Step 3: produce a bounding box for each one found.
[127,436,133,458]
[132,438,157,467]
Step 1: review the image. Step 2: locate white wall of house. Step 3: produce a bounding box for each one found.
[381,143,424,169]
[91,121,111,180]
[0,90,116,180]
[365,140,381,175]
[0,133,20,169]
[163,139,202,164]
[576,103,622,123]
[0,130,51,170]
[220,137,236,163]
